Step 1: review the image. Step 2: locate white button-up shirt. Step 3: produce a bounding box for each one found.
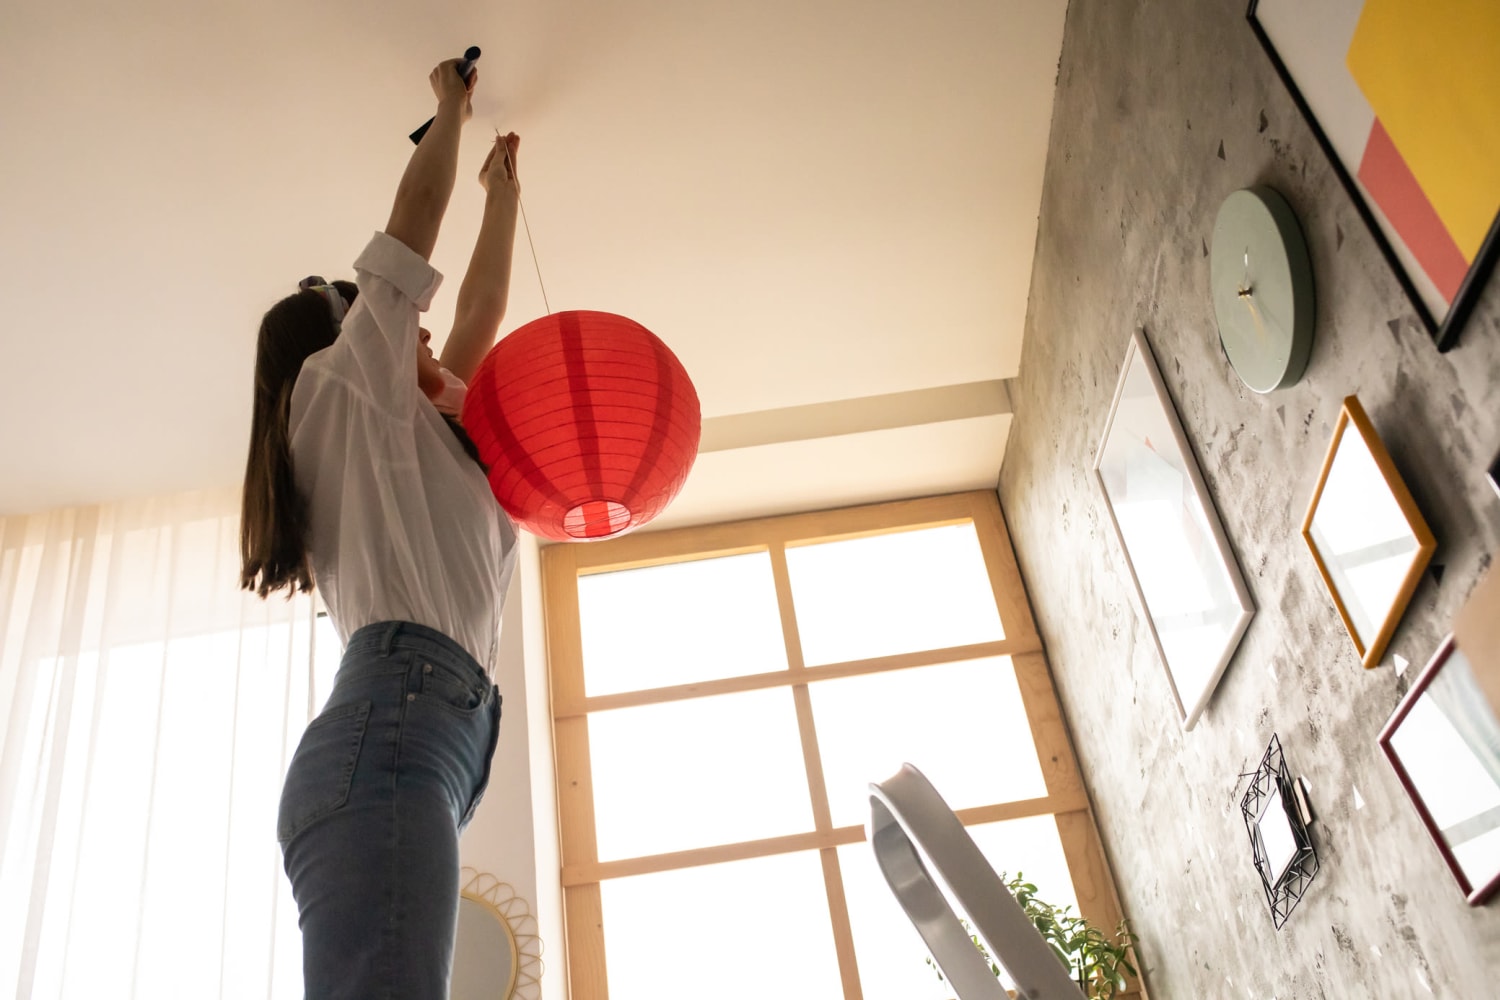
[290,231,517,670]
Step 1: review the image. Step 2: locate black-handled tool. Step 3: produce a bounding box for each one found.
[409,46,481,144]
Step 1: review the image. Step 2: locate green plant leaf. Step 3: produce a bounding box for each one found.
[926,879,1138,999]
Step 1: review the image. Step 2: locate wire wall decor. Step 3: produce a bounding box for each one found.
[1238,734,1320,929]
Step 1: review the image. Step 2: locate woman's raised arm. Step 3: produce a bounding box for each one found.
[441,132,520,383]
[384,60,474,261]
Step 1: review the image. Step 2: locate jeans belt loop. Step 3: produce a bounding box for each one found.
[380,621,402,656]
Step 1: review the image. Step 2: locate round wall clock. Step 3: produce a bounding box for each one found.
[1210,186,1316,393]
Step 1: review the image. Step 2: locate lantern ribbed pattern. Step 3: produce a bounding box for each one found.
[461,310,701,541]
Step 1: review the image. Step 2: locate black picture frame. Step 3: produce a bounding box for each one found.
[1240,734,1320,929]
[1245,1,1500,353]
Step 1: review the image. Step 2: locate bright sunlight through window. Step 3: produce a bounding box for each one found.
[548,498,1116,1000]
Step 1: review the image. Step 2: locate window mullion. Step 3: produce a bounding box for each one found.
[555,638,1041,717]
[769,542,807,675]
[820,848,865,1000]
[776,541,863,999]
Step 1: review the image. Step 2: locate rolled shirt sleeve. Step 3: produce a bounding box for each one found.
[310,231,445,416]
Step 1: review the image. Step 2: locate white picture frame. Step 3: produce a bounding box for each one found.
[1093,330,1256,729]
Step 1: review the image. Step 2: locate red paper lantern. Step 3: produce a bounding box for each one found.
[461,310,701,541]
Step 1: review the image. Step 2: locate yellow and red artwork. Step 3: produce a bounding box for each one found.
[1346,0,1499,305]
[1250,0,1499,347]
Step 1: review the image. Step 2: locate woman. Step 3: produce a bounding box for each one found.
[238,59,521,999]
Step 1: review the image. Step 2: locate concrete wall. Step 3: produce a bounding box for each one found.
[998,0,1500,997]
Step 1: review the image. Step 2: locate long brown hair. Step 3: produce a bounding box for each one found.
[239,282,355,598]
[240,282,491,599]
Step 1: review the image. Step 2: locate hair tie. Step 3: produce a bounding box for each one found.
[298,275,348,326]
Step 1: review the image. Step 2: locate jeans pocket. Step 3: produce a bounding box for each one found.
[277,700,372,843]
[418,659,487,715]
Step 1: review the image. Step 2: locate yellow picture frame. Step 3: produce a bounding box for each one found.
[1301,396,1436,669]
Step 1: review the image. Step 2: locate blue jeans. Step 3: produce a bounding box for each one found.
[277,621,502,1000]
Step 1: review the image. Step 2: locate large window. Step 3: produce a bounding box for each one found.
[542,492,1132,999]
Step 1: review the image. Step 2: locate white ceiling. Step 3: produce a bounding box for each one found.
[0,0,1065,523]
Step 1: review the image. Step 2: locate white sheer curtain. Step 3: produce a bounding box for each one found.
[0,489,339,1000]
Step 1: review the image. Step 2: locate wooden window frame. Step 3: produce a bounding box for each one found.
[541,490,1136,999]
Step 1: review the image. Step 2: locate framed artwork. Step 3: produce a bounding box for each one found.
[1378,636,1500,905]
[1093,329,1255,729]
[1246,0,1500,351]
[1301,396,1435,669]
[1239,734,1319,929]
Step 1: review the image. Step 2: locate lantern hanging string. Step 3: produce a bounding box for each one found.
[499,126,550,315]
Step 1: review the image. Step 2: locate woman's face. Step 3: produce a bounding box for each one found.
[417,327,445,398]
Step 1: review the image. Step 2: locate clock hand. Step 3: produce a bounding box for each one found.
[1236,245,1291,338]
[1236,246,1266,348]
[1252,291,1293,341]
[1242,290,1271,346]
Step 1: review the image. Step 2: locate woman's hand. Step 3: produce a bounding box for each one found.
[429,59,476,123]
[444,131,522,381]
[385,62,472,261]
[479,132,520,199]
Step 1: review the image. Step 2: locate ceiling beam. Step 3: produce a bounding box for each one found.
[699,379,1013,454]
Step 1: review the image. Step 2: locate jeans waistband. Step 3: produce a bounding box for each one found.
[344,620,488,686]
